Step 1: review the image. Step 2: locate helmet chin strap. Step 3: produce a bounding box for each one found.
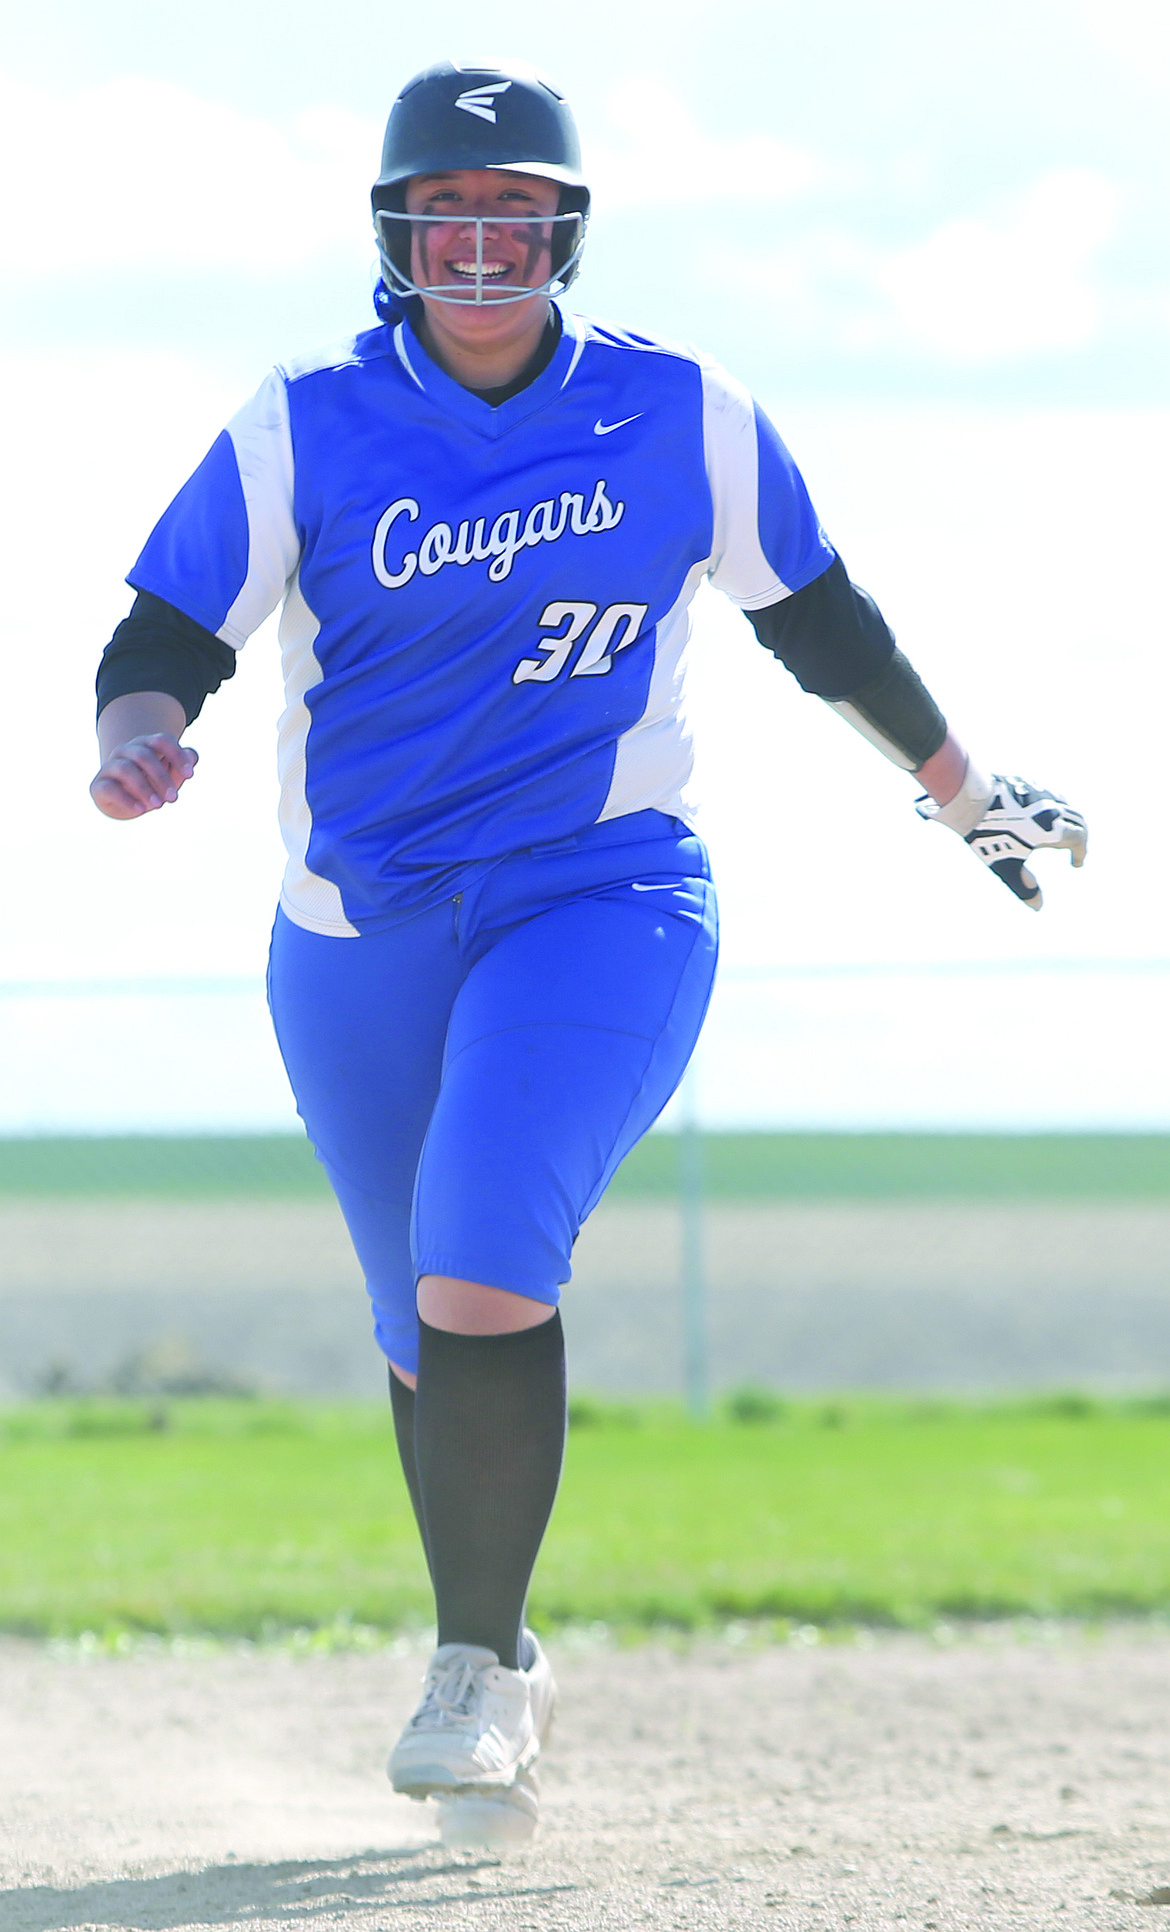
[374,209,586,307]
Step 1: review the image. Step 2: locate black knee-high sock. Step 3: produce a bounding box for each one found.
[413,1312,566,1671]
[388,1369,431,1579]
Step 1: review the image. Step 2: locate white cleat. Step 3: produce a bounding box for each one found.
[434,1634,556,1847]
[435,1766,542,1848]
[388,1632,557,1809]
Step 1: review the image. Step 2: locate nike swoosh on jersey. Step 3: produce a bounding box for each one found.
[630,881,678,891]
[593,414,644,435]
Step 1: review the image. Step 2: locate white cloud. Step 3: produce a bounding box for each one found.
[1082,0,1170,80]
[0,347,243,620]
[0,342,290,987]
[872,169,1119,360]
[0,72,379,280]
[710,169,1121,365]
[588,78,828,213]
[0,68,826,284]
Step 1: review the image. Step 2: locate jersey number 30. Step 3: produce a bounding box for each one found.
[512,601,649,685]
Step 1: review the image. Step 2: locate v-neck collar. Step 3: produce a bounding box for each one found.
[392,305,586,440]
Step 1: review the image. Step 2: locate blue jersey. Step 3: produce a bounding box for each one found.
[129,304,834,936]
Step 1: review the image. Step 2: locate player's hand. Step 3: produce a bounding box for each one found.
[917,773,1087,911]
[90,734,199,820]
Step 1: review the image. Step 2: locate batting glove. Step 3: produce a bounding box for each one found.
[916,766,1087,911]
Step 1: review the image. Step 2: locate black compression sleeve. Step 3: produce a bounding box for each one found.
[746,552,895,698]
[746,553,946,768]
[96,590,237,725]
[841,649,947,768]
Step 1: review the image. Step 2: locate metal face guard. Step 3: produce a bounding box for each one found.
[374,208,586,306]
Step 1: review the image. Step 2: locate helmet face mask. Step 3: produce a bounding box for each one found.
[373,200,587,307]
[372,60,590,306]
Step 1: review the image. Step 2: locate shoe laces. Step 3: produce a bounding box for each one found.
[411,1655,483,1730]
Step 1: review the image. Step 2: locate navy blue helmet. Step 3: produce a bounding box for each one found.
[372,59,590,303]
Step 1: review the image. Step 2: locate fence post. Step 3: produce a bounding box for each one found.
[677,1064,709,1419]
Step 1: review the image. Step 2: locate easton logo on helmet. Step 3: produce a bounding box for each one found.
[454,82,512,123]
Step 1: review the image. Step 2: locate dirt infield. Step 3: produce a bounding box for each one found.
[4,1626,1170,1930]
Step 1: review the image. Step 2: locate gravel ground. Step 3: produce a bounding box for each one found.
[4,1627,1170,1930]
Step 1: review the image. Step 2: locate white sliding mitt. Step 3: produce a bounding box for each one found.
[916,766,1087,910]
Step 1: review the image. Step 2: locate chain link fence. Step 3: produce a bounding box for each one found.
[2,963,1170,1404]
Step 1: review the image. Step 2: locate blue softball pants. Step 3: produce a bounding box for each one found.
[266,810,719,1376]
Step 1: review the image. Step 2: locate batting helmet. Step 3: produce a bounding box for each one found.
[371,59,590,304]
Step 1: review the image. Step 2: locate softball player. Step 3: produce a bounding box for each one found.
[90,59,1087,1845]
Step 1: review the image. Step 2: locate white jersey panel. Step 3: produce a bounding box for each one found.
[599,559,708,824]
[219,371,300,649]
[701,359,793,613]
[276,570,359,937]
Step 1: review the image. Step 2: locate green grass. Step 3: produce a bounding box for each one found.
[3,1395,1170,1638]
[0,1134,331,1199]
[605,1132,1170,1201]
[2,1131,1170,1199]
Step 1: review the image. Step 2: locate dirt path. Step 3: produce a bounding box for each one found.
[4,1627,1170,1930]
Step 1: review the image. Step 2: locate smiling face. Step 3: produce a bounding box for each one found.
[404,167,561,305]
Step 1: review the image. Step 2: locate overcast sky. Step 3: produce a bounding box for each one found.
[2,0,1167,1128]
